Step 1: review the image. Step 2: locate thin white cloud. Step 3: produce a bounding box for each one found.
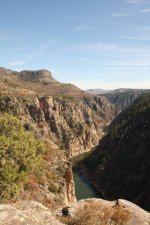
[135,26,150,31]
[122,0,148,4]
[0,48,33,53]
[73,20,97,32]
[10,60,27,66]
[89,57,150,67]
[112,5,150,17]
[74,43,117,51]
[73,42,150,59]
[9,38,59,66]
[117,35,150,41]
[92,44,117,50]
[112,12,131,17]
[74,24,95,32]
[140,8,150,13]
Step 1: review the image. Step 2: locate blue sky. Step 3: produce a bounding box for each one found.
[0,0,150,90]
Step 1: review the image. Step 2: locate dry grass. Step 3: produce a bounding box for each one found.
[59,201,131,225]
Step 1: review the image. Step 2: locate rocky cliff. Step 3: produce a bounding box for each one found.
[0,201,65,225]
[0,68,115,156]
[83,93,150,211]
[18,69,58,83]
[102,88,150,110]
[0,94,115,156]
[0,68,115,207]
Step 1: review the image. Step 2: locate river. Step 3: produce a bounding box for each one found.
[73,171,100,200]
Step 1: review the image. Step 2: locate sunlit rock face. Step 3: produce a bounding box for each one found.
[18,70,58,83]
[0,201,65,225]
[0,67,116,207]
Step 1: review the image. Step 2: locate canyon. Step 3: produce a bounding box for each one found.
[0,67,115,206]
[83,93,150,212]
[0,67,150,224]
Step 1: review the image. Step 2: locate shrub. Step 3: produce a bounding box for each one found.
[60,201,131,225]
[46,171,57,180]
[0,113,45,202]
[48,182,58,193]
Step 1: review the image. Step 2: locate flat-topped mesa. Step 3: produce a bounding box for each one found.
[18,69,59,83]
[0,67,17,75]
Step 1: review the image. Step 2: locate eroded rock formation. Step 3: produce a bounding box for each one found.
[0,201,65,225]
[0,68,116,207]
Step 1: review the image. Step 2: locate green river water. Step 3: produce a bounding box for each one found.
[73,172,100,200]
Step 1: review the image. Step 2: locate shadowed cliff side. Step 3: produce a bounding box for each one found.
[83,93,150,211]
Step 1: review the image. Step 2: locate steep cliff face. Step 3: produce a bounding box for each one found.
[18,70,58,83]
[30,95,115,156]
[0,95,76,206]
[83,93,150,211]
[0,68,116,156]
[0,94,115,156]
[0,68,116,206]
[102,89,150,110]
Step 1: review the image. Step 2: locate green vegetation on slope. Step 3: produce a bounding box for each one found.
[0,114,45,202]
[84,93,150,211]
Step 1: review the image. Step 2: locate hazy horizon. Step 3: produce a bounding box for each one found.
[1,0,150,90]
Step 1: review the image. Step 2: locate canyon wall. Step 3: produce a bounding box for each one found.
[0,68,116,206]
[83,93,150,211]
[0,93,115,206]
[0,94,115,156]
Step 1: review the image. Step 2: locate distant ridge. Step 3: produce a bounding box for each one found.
[86,88,150,110]
[86,88,150,95]
[0,67,87,96]
[86,89,111,94]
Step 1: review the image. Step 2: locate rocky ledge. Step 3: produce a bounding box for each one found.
[0,201,64,225]
[1,199,150,225]
[56,198,150,225]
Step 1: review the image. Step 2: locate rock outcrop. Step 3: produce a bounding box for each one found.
[0,201,65,225]
[1,199,150,225]
[56,198,150,225]
[18,70,58,83]
[0,67,86,96]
